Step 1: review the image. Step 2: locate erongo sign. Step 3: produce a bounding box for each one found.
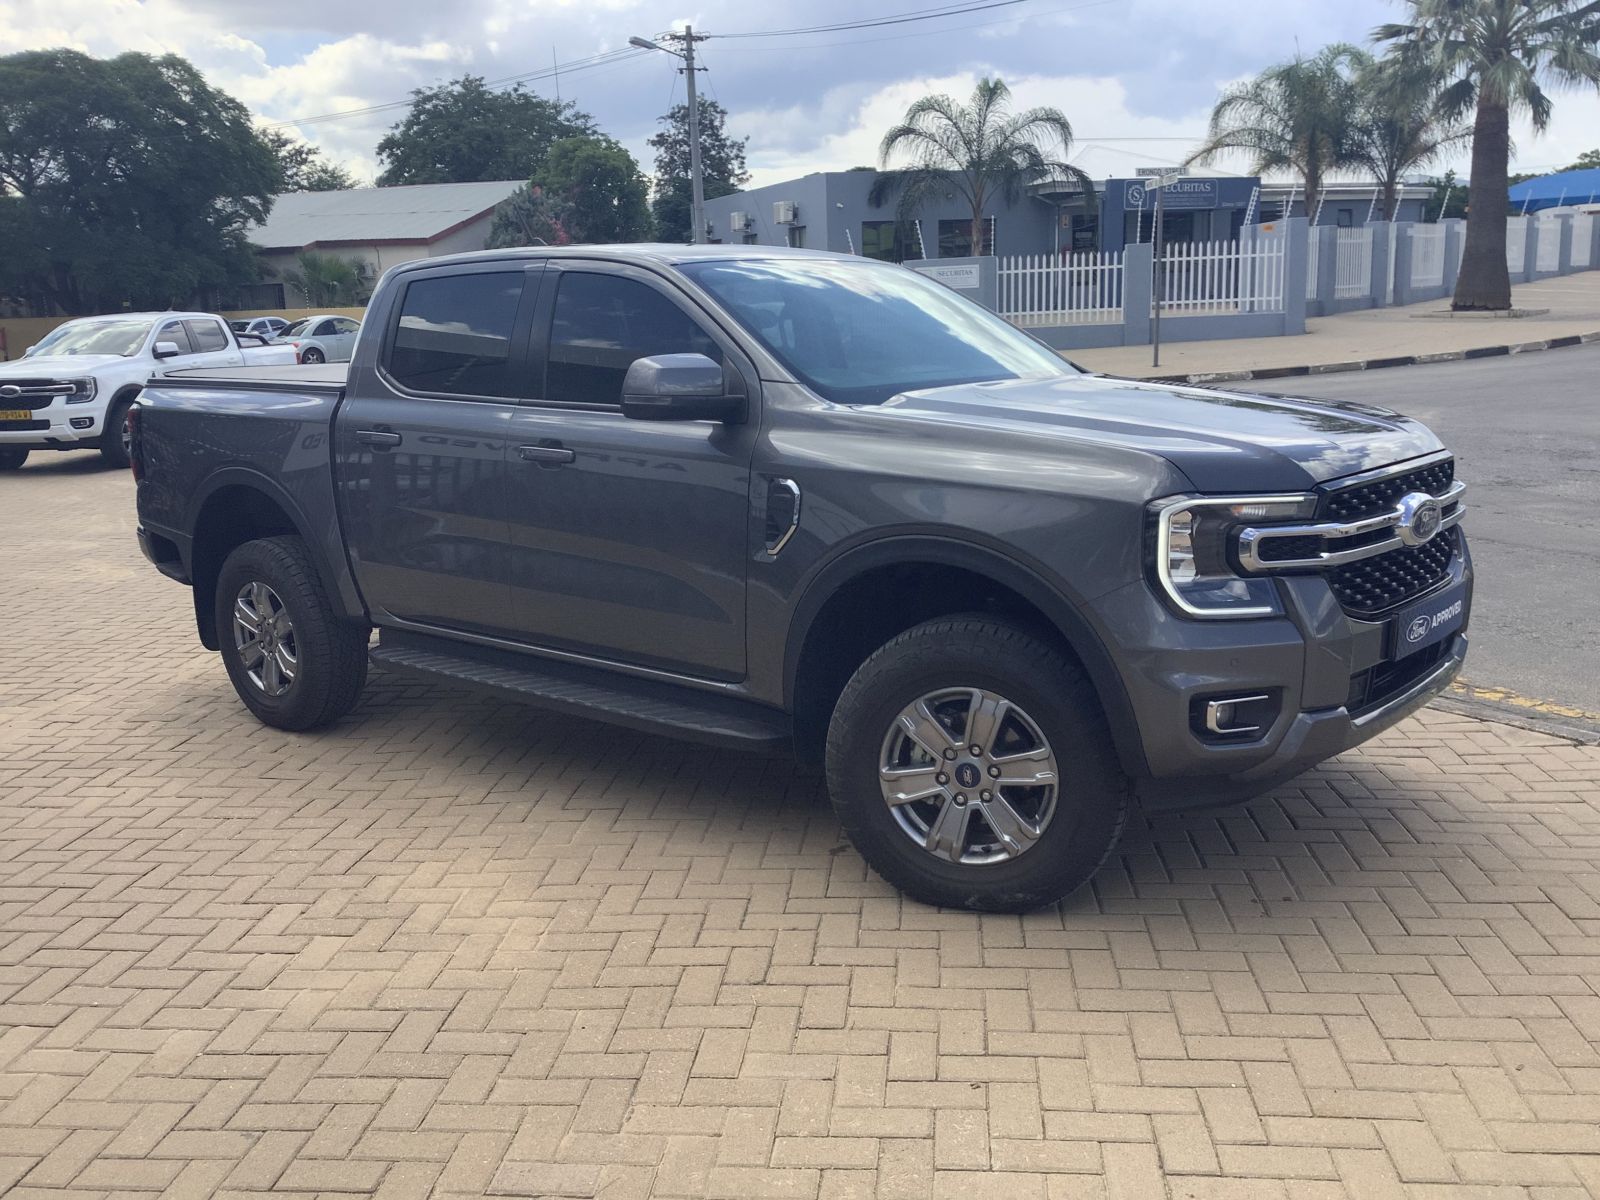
[1125,178,1217,211]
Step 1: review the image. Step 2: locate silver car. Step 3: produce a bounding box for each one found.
[230,316,290,340]
[276,314,361,364]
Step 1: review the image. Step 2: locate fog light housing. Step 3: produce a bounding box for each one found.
[1191,691,1280,742]
[70,416,94,429]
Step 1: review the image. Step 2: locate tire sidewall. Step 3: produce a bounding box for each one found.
[828,627,1125,910]
[216,542,322,728]
[300,348,324,364]
[99,396,135,468]
[0,447,27,470]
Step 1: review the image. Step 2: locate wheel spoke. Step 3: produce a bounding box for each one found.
[251,582,272,619]
[879,764,946,806]
[898,700,958,758]
[233,597,260,635]
[981,794,1043,855]
[261,652,281,694]
[274,644,297,684]
[995,762,1058,789]
[922,797,972,861]
[238,640,265,669]
[963,691,1010,753]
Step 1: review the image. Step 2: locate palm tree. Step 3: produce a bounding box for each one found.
[1349,51,1471,220]
[1187,44,1365,221]
[870,78,1093,258]
[279,251,372,308]
[1378,0,1600,310]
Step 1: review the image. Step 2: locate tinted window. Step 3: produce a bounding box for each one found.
[680,258,1071,406]
[186,320,229,353]
[334,318,360,334]
[157,321,194,355]
[388,272,526,398]
[546,272,721,407]
[313,319,339,337]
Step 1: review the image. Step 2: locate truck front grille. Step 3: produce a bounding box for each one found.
[1324,457,1455,522]
[1326,527,1458,617]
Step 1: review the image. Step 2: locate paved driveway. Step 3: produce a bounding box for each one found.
[5,455,1600,1198]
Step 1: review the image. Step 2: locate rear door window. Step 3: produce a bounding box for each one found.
[386,272,529,398]
[186,320,229,353]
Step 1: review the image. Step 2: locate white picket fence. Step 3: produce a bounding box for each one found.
[996,252,1122,325]
[1536,216,1562,272]
[1410,225,1447,288]
[1157,235,1286,315]
[1334,227,1373,298]
[1506,216,1528,273]
[1573,213,1597,268]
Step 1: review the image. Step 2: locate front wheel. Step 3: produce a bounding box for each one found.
[825,616,1130,912]
[0,447,27,471]
[99,396,136,468]
[216,535,369,730]
[299,347,325,365]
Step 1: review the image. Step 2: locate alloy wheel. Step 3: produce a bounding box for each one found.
[233,581,298,697]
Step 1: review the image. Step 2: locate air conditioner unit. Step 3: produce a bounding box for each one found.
[730,211,752,232]
[773,201,798,225]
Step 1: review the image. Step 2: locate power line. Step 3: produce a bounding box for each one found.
[712,0,1033,39]
[706,0,1112,53]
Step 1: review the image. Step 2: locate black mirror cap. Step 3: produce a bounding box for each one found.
[621,353,746,423]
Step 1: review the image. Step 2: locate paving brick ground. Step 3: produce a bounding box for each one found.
[5,455,1600,1199]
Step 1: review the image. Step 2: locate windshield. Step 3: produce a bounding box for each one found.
[679,258,1074,405]
[281,318,313,337]
[29,318,155,358]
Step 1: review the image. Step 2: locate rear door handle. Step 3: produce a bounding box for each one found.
[356,429,402,449]
[518,443,575,465]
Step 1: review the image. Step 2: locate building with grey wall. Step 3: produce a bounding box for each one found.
[704,171,1432,260]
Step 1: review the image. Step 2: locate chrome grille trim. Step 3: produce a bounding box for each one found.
[1237,480,1465,572]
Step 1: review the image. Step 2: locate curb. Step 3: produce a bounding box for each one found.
[1141,328,1600,386]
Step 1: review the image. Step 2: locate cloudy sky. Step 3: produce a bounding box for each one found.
[4,0,1598,191]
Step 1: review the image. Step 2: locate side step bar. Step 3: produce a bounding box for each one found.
[369,630,792,752]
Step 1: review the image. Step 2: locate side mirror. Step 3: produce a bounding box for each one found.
[621,353,744,423]
[23,345,36,358]
[152,341,182,360]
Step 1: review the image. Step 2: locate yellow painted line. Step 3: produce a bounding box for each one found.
[1450,680,1600,723]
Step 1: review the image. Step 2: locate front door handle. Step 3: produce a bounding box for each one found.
[355,429,402,449]
[518,443,576,465]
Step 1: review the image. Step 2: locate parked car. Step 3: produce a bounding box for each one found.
[274,314,361,364]
[230,316,290,341]
[131,246,1471,911]
[0,311,297,470]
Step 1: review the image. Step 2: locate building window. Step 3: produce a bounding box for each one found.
[786,225,806,249]
[861,221,898,261]
[1337,208,1354,227]
[936,217,995,258]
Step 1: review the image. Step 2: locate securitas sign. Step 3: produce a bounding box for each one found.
[1124,179,1218,211]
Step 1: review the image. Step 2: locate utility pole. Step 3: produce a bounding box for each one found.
[630,28,710,244]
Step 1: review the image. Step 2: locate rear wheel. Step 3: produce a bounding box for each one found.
[825,616,1130,912]
[0,447,27,471]
[99,395,136,468]
[299,347,325,365]
[216,535,368,730]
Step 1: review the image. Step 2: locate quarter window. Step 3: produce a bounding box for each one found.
[546,272,721,407]
[388,272,526,398]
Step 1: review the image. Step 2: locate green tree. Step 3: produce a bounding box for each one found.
[1378,0,1600,310]
[1188,44,1364,222]
[869,77,1093,257]
[277,250,372,307]
[649,98,749,241]
[1349,51,1470,220]
[0,48,277,314]
[264,129,358,192]
[1567,147,1600,170]
[375,76,596,186]
[539,136,652,243]
[1421,169,1472,220]
[486,184,574,248]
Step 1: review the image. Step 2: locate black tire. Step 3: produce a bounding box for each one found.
[215,535,369,731]
[0,447,27,471]
[825,616,1130,912]
[299,347,325,365]
[99,394,136,468]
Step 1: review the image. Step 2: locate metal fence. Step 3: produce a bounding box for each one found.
[1334,227,1373,299]
[1157,235,1285,315]
[1410,225,1447,288]
[996,252,1123,325]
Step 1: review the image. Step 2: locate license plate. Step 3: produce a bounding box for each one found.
[0,409,29,421]
[1389,578,1468,660]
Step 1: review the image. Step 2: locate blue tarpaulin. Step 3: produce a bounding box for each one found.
[1508,168,1600,213]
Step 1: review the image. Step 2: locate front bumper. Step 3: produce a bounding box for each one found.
[0,398,107,449]
[1090,535,1473,811]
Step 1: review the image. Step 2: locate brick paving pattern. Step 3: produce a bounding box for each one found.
[4,458,1600,1198]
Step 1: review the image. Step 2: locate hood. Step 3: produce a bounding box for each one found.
[878,373,1443,492]
[0,354,125,376]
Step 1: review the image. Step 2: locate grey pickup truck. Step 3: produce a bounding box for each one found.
[133,245,1471,911]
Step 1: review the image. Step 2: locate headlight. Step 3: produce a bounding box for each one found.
[64,378,98,404]
[1150,494,1316,617]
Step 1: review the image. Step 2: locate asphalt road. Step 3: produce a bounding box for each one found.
[1285,345,1600,714]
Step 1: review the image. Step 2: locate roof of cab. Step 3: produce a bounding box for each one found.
[389,242,866,273]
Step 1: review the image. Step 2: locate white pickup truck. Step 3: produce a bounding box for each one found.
[0,311,297,470]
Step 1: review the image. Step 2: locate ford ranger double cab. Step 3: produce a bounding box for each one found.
[131,246,1471,911]
[0,311,296,470]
